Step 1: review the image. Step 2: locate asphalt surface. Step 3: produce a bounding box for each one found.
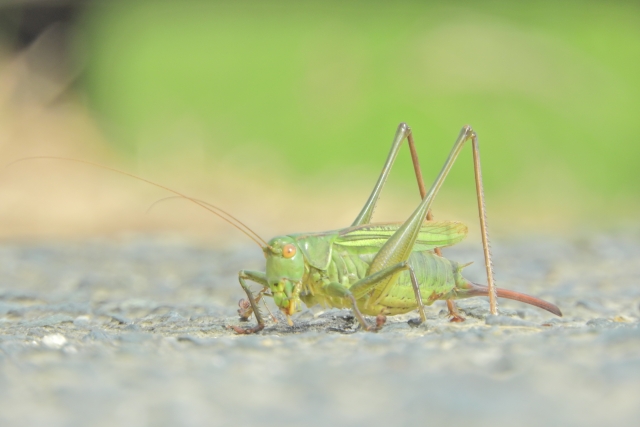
[0,233,639,427]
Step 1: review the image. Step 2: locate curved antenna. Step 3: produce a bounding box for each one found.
[146,195,211,215]
[6,156,268,248]
[146,196,183,214]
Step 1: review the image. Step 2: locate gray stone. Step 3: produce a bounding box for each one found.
[20,314,74,327]
[485,315,537,327]
[0,234,638,427]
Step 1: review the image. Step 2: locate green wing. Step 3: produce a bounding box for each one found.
[334,220,468,252]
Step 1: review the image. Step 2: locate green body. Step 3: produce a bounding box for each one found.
[284,221,471,316]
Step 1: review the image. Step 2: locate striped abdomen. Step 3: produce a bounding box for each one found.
[304,249,466,316]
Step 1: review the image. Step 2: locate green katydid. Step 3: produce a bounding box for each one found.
[229,123,561,333]
[9,123,561,333]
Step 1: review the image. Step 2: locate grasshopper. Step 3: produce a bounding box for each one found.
[11,123,561,333]
[230,123,561,333]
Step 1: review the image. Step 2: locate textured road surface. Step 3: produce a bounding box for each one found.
[1,234,639,427]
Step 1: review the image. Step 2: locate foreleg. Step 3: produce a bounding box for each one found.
[228,270,269,334]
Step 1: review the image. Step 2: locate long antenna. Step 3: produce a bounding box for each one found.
[6,156,268,248]
[145,196,224,215]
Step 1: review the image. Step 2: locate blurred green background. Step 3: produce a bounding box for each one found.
[2,0,640,238]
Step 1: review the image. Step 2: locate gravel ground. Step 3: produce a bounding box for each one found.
[0,233,639,427]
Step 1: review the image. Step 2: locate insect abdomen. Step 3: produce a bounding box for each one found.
[323,249,461,315]
[368,252,458,313]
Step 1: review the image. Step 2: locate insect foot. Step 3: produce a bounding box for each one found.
[362,314,387,332]
[447,300,466,322]
[226,324,265,335]
[375,314,387,330]
[237,299,253,321]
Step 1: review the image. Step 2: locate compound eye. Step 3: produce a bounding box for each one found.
[282,244,296,259]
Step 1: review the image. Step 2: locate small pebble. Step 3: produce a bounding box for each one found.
[42,334,67,349]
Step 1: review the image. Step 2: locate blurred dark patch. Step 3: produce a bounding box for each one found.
[0,0,88,104]
[0,0,84,49]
